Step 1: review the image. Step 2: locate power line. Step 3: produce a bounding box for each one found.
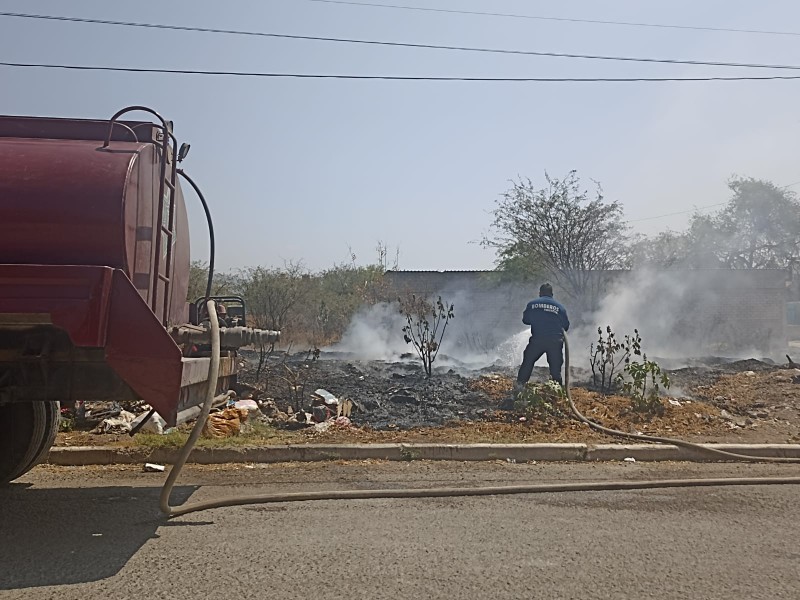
[307,0,800,38]
[626,202,727,223]
[5,61,800,81]
[627,180,800,223]
[3,11,800,71]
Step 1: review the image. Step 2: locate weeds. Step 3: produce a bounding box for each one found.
[135,421,287,449]
[617,358,670,415]
[514,380,566,417]
[589,326,669,414]
[399,446,421,461]
[589,326,641,393]
[253,344,320,413]
[400,294,455,377]
[267,347,320,413]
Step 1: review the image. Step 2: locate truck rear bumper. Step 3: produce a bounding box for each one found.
[0,265,183,425]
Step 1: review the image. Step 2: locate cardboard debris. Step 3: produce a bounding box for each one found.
[336,399,354,418]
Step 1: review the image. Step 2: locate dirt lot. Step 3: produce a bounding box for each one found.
[56,351,800,447]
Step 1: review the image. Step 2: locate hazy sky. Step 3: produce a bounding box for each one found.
[3,0,800,271]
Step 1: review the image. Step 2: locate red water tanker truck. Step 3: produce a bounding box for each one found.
[0,106,278,482]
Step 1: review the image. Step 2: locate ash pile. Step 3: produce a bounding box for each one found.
[238,349,506,431]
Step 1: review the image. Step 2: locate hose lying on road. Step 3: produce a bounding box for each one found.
[160,316,800,518]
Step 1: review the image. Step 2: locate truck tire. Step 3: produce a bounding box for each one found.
[0,401,59,484]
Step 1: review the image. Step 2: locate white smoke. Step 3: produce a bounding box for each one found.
[334,302,409,360]
[332,289,531,369]
[333,268,783,370]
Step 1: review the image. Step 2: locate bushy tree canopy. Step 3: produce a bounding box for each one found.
[633,177,800,269]
[484,170,630,310]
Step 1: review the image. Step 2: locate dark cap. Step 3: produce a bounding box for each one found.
[539,283,553,297]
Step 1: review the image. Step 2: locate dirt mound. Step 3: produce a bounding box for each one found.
[693,368,800,419]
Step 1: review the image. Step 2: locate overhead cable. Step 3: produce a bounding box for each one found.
[5,61,800,82]
[626,180,800,223]
[2,12,800,71]
[306,0,800,38]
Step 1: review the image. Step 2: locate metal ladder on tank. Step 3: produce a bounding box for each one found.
[104,106,179,326]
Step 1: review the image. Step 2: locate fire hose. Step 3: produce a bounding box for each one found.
[160,312,800,518]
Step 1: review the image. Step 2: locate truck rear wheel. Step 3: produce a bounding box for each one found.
[0,401,59,484]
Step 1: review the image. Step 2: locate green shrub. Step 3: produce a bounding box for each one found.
[616,357,670,415]
[514,380,565,416]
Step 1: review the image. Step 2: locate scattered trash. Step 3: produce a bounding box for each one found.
[234,399,259,414]
[668,399,682,406]
[334,416,352,427]
[719,409,747,428]
[743,371,756,377]
[130,411,168,435]
[506,458,516,464]
[313,389,339,406]
[203,407,248,437]
[81,404,122,426]
[312,405,331,423]
[336,398,354,418]
[285,410,313,429]
[313,420,332,432]
[144,463,166,473]
[623,457,636,463]
[94,410,136,434]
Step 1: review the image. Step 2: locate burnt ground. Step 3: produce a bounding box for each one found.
[233,350,800,444]
[56,350,800,446]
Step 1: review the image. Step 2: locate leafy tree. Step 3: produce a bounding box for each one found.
[239,262,309,376]
[239,262,308,332]
[699,177,800,268]
[186,260,240,302]
[307,257,388,346]
[484,171,630,312]
[630,231,697,268]
[633,177,800,269]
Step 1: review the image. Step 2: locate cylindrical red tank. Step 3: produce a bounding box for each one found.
[0,116,190,325]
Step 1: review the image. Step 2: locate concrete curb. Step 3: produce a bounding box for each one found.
[586,444,800,462]
[46,443,800,466]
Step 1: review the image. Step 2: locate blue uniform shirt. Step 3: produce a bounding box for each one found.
[522,295,570,338]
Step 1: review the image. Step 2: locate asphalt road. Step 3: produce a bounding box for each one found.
[2,461,800,600]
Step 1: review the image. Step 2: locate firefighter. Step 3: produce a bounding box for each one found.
[516,282,570,390]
